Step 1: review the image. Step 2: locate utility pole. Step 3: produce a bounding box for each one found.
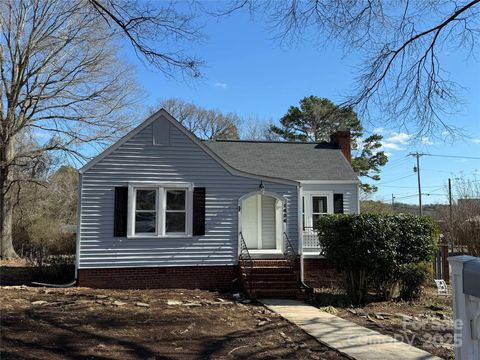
[448,178,453,222]
[391,194,395,209]
[409,152,424,216]
[448,178,453,251]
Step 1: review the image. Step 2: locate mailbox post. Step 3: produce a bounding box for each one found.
[448,255,480,360]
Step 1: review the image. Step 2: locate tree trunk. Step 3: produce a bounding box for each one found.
[0,140,17,259]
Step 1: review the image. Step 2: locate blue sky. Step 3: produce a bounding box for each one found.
[125,5,480,205]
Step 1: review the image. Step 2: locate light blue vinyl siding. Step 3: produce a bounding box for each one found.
[79,115,298,268]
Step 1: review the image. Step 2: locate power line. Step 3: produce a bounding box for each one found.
[375,174,415,185]
[385,155,410,166]
[393,192,445,201]
[424,154,480,160]
[422,168,454,174]
[380,184,444,189]
[385,157,411,170]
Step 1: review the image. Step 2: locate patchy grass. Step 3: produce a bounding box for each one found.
[0,286,348,360]
[314,287,454,359]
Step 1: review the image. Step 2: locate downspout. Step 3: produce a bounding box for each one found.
[297,184,313,295]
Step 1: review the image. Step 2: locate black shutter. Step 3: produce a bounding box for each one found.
[114,187,128,237]
[192,187,206,236]
[333,193,344,214]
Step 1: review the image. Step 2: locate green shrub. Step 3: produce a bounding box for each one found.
[14,216,75,267]
[317,214,438,304]
[398,263,429,301]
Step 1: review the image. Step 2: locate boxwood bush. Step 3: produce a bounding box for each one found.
[317,214,438,304]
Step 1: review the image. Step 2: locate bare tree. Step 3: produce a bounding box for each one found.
[1,0,206,258]
[440,175,480,256]
[0,0,127,258]
[215,0,480,136]
[240,116,279,140]
[158,98,240,140]
[13,165,78,262]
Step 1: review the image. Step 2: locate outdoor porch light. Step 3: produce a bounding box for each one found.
[259,181,265,193]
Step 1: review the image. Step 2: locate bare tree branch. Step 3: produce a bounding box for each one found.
[87,0,204,78]
[216,0,480,137]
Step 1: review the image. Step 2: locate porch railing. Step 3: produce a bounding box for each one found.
[238,232,253,295]
[303,226,322,252]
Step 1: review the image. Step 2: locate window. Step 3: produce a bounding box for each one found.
[165,189,186,234]
[302,192,333,230]
[128,183,192,237]
[134,189,157,234]
[312,195,328,229]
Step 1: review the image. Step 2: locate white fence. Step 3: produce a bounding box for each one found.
[448,255,480,360]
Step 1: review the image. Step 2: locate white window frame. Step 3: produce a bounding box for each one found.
[127,182,193,238]
[303,191,334,229]
[133,187,159,236]
[164,188,188,235]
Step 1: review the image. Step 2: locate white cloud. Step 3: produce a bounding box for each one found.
[381,142,402,150]
[373,127,386,134]
[421,136,434,145]
[214,82,227,89]
[473,138,480,144]
[386,132,412,144]
[379,131,412,152]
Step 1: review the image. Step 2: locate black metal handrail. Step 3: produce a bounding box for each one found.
[239,232,253,296]
[283,232,297,262]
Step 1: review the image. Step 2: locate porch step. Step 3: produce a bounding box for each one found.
[239,259,303,299]
[248,273,298,281]
[250,260,291,266]
[244,267,294,274]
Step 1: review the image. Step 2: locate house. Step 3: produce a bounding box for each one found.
[76,109,359,297]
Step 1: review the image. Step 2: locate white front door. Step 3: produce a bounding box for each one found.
[240,193,283,251]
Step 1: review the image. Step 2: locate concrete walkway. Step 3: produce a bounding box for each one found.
[261,299,441,360]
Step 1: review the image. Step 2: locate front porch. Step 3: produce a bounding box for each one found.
[237,191,325,298]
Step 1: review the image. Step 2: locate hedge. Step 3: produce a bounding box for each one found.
[317,213,438,304]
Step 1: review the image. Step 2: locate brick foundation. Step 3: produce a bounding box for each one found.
[303,258,342,288]
[78,265,238,291]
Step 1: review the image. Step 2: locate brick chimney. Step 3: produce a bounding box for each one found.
[330,131,351,163]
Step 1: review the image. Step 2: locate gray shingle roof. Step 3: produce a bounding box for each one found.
[204,140,358,182]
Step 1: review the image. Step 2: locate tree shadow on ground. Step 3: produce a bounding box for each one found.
[0,265,75,286]
[1,302,333,360]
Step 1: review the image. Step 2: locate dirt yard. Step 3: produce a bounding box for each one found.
[323,288,454,359]
[0,286,348,360]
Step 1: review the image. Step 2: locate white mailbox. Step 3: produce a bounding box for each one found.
[449,255,480,360]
